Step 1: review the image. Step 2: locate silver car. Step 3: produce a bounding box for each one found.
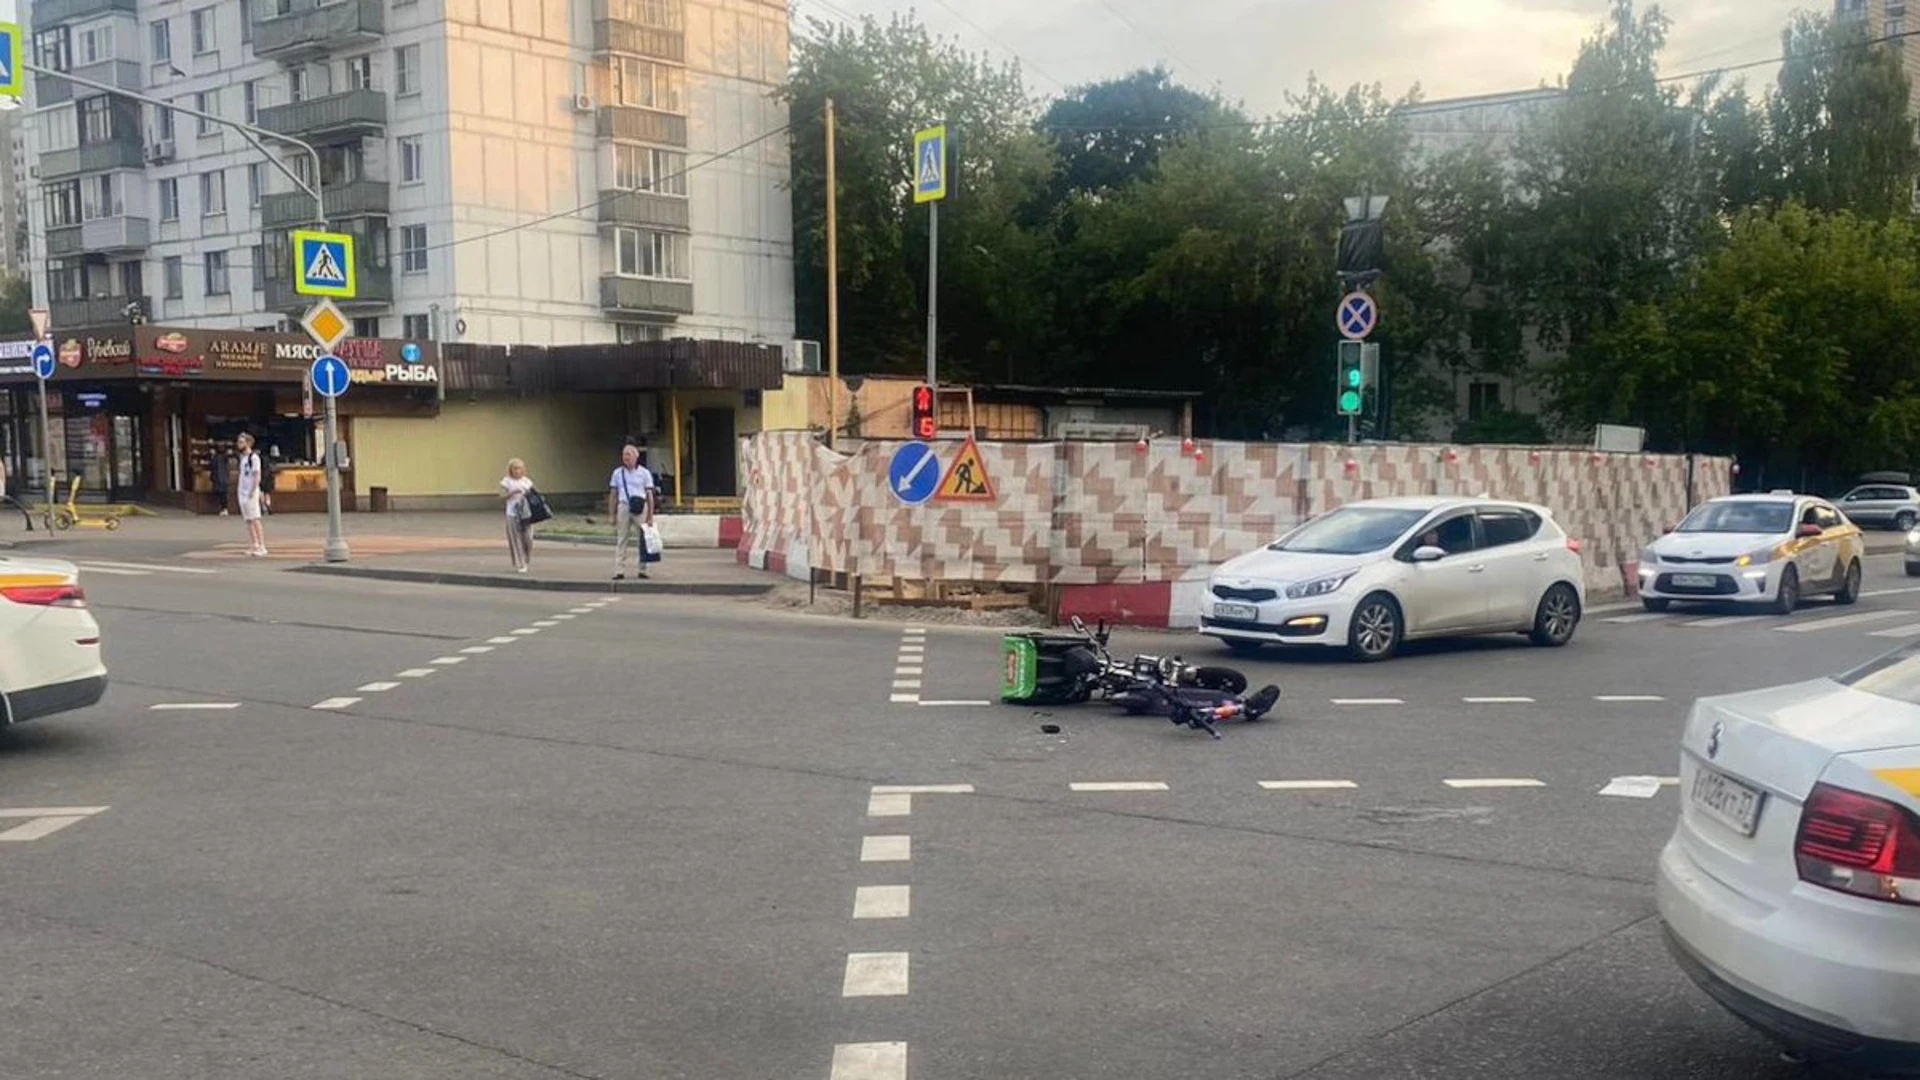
[1837,484,1920,531]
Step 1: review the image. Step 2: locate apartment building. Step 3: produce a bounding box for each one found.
[1837,0,1919,109]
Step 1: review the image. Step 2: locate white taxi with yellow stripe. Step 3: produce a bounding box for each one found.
[1638,493,1864,615]
[0,555,107,725]
[1659,648,1920,1072]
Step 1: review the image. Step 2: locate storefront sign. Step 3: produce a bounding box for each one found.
[85,336,133,366]
[208,336,269,372]
[0,339,32,378]
[57,338,82,368]
[23,326,439,388]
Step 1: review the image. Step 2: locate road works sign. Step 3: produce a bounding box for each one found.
[293,229,356,297]
[934,437,995,503]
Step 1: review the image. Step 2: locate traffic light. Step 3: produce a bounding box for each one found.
[911,384,938,440]
[1337,342,1365,416]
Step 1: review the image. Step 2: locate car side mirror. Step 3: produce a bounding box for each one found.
[1796,523,1822,538]
[1411,545,1447,563]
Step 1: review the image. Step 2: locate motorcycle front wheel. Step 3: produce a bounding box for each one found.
[1186,666,1248,695]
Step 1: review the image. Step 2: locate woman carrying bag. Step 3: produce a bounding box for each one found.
[500,458,550,573]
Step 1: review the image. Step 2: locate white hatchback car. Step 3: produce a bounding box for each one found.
[1639,494,1864,615]
[1658,649,1920,1073]
[1199,496,1587,662]
[0,556,107,725]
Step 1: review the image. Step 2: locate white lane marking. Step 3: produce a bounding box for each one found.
[551,614,577,620]
[72,565,149,576]
[1070,781,1169,792]
[903,625,927,633]
[852,885,911,919]
[1683,616,1767,628]
[871,784,974,794]
[1586,600,1647,615]
[147,702,241,711]
[1862,585,1920,598]
[1869,622,1920,639]
[830,1042,907,1080]
[430,657,466,666]
[861,835,911,862]
[1596,695,1665,703]
[395,668,436,678]
[891,681,922,691]
[460,646,496,654]
[356,682,402,693]
[487,637,519,645]
[78,560,216,575]
[532,620,560,628]
[0,807,110,818]
[568,607,595,614]
[510,628,541,636]
[1259,780,1359,791]
[599,596,620,603]
[1602,612,1671,624]
[1444,778,1547,789]
[1599,776,1682,799]
[1331,698,1403,706]
[1464,696,1536,704]
[842,953,910,997]
[918,700,992,707]
[889,694,920,704]
[898,646,925,655]
[894,666,924,676]
[1775,611,1905,634]
[311,697,361,710]
[0,815,92,842]
[867,792,912,817]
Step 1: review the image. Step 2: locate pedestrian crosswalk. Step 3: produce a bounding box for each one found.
[75,560,218,577]
[1602,604,1920,639]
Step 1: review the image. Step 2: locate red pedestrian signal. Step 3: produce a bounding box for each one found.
[912,385,938,440]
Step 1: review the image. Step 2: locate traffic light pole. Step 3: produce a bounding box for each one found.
[324,394,347,563]
[926,201,939,397]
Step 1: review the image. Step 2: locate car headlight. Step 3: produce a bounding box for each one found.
[1735,547,1778,568]
[1286,572,1356,599]
[1908,529,1920,544]
[1639,547,1659,567]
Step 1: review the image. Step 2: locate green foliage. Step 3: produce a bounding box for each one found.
[0,276,29,337]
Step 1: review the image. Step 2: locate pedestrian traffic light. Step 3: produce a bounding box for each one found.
[1337,342,1365,416]
[911,384,938,440]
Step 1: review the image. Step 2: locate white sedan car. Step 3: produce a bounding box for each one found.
[1199,496,1587,662]
[1658,650,1920,1072]
[0,556,107,725]
[1639,493,1864,614]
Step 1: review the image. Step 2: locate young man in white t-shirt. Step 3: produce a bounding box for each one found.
[609,444,656,580]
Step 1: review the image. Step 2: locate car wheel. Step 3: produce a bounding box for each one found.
[1347,594,1402,663]
[1222,639,1264,657]
[1897,511,1916,532]
[1773,566,1800,616]
[1530,583,1581,646]
[1641,597,1671,613]
[1836,560,1862,605]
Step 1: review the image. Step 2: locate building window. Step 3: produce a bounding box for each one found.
[164,256,184,299]
[158,178,180,221]
[78,96,115,144]
[618,322,669,344]
[1467,380,1503,421]
[243,79,259,123]
[615,227,689,280]
[399,135,424,185]
[251,244,266,292]
[195,90,218,136]
[606,0,684,30]
[190,7,216,54]
[402,314,431,339]
[118,261,145,297]
[201,171,226,217]
[156,102,175,141]
[33,28,72,73]
[612,57,684,112]
[347,54,374,90]
[77,23,115,65]
[247,163,263,208]
[44,181,82,228]
[352,317,380,338]
[395,45,420,96]
[288,67,307,103]
[1893,16,1909,37]
[400,224,428,273]
[150,19,172,63]
[84,174,124,219]
[204,250,230,296]
[615,145,687,195]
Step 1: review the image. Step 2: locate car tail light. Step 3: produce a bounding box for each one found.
[0,583,87,608]
[1566,537,1584,554]
[1795,782,1920,906]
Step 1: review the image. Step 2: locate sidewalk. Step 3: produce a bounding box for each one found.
[291,546,774,596]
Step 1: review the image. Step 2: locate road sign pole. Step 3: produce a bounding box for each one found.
[926,200,939,398]
[322,392,348,563]
[36,369,52,522]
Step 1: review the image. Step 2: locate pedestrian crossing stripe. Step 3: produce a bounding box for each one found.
[933,436,994,502]
[291,229,357,297]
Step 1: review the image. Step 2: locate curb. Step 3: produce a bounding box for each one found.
[290,564,773,596]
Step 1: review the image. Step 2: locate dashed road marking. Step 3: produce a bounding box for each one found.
[0,806,109,843]
[891,680,922,690]
[852,885,911,919]
[1259,780,1359,791]
[509,628,541,636]
[1070,781,1169,792]
[1776,610,1904,634]
[1464,696,1535,704]
[311,697,360,710]
[356,682,401,693]
[487,636,519,645]
[831,1042,907,1080]
[460,645,496,654]
[147,702,240,711]
[894,666,924,676]
[532,620,560,628]
[842,952,910,997]
[568,607,595,614]
[395,668,436,678]
[861,835,911,862]
[1331,697,1403,706]
[1598,776,1681,798]
[1684,616,1767,628]
[1870,622,1920,639]
[430,656,466,666]
[918,700,992,707]
[1444,778,1547,789]
[79,560,217,575]
[1862,585,1920,598]
[1602,612,1671,624]
[871,784,974,794]
[1596,695,1665,703]
[866,792,913,816]
[888,693,919,704]
[551,614,577,620]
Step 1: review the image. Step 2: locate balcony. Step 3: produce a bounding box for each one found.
[264,254,393,312]
[39,132,145,179]
[598,190,690,231]
[594,21,686,63]
[257,89,387,141]
[34,0,137,26]
[252,0,385,60]
[46,216,152,258]
[260,178,389,228]
[49,294,151,332]
[597,106,688,147]
[600,275,694,316]
[36,58,143,107]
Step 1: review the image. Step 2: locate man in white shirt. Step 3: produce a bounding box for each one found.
[609,444,656,580]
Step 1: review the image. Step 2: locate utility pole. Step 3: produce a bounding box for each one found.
[912,125,949,402]
[825,96,840,449]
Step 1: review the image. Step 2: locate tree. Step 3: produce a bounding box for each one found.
[0,275,30,337]
[1767,12,1919,220]
[1038,68,1239,201]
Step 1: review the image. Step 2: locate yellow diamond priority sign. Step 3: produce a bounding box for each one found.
[301,298,351,352]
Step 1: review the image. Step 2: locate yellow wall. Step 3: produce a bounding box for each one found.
[354,394,625,496]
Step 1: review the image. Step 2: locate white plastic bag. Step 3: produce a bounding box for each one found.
[641,522,663,560]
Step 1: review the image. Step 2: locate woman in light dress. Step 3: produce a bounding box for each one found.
[501,458,535,572]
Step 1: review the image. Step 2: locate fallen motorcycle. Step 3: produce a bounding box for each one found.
[1000,618,1280,737]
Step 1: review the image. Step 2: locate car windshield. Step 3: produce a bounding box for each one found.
[1271,507,1428,555]
[1675,501,1793,535]
[1838,645,1920,705]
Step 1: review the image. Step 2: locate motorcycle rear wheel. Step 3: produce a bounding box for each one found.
[1186,666,1248,695]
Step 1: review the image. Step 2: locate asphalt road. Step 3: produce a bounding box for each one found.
[3,534,1914,1079]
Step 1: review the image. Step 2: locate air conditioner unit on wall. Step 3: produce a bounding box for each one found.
[788,339,822,373]
[145,140,175,164]
[571,93,595,113]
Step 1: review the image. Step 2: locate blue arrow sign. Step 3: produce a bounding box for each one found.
[31,341,55,380]
[889,442,941,506]
[1337,291,1377,341]
[310,354,351,399]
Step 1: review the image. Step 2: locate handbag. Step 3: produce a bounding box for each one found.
[620,470,647,515]
[641,522,663,563]
[524,488,552,525]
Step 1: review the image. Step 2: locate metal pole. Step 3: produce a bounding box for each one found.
[36,371,53,529]
[825,97,840,449]
[1347,413,1356,445]
[926,203,939,396]
[323,393,347,562]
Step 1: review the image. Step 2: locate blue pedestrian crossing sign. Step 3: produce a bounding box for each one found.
[913,125,948,204]
[0,23,21,99]
[309,354,351,399]
[292,229,356,298]
[889,441,942,506]
[31,341,55,380]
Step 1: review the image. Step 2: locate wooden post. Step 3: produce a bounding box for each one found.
[825,96,841,448]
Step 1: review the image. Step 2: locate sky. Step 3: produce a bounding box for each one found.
[797,0,1817,109]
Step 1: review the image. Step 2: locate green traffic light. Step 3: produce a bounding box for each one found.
[1339,390,1362,413]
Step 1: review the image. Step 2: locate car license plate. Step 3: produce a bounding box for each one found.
[1673,573,1717,588]
[1690,765,1764,837]
[1213,602,1258,621]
